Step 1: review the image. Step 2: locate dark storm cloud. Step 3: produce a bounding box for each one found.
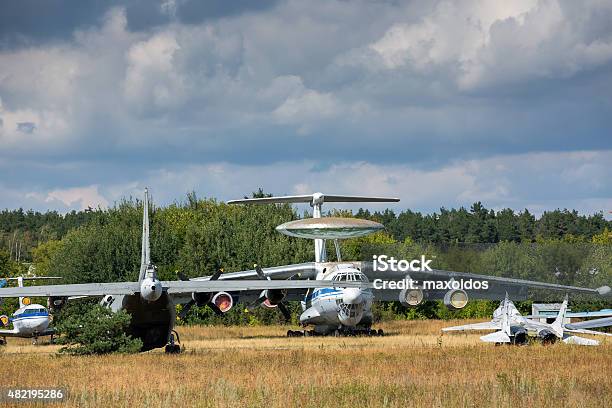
[0,0,610,215]
[0,0,279,48]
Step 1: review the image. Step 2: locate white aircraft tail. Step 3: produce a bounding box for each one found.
[139,188,151,282]
[551,294,569,338]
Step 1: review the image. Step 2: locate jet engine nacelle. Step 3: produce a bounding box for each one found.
[192,292,213,306]
[537,329,557,345]
[399,288,424,307]
[443,289,468,310]
[211,292,233,313]
[262,289,286,306]
[48,296,68,313]
[511,327,528,345]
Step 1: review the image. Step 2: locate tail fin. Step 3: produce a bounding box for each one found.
[139,188,150,282]
[551,294,569,338]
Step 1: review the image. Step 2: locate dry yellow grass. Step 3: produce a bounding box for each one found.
[1,320,611,407]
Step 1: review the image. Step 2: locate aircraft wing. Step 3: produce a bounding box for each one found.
[362,262,610,300]
[566,317,612,330]
[162,279,365,293]
[525,310,612,319]
[0,279,367,298]
[0,328,55,338]
[565,327,612,337]
[0,282,141,297]
[191,263,318,281]
[441,321,501,332]
[0,328,19,337]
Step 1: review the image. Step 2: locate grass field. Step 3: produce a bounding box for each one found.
[1,320,611,407]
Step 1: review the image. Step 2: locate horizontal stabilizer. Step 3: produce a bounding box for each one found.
[442,321,501,332]
[562,335,599,346]
[480,331,511,343]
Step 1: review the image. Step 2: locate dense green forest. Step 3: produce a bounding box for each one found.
[0,192,610,323]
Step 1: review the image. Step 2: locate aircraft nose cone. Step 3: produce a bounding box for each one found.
[342,288,364,305]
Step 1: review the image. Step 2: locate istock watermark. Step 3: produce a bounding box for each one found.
[372,278,489,290]
[372,255,433,272]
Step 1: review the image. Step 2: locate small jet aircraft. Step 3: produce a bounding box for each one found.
[0,276,61,345]
[0,190,366,353]
[441,293,612,345]
[187,192,610,337]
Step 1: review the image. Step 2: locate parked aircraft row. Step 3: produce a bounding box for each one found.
[0,189,609,352]
[442,293,612,346]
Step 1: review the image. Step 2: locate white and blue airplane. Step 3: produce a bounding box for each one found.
[0,276,61,345]
[186,192,611,337]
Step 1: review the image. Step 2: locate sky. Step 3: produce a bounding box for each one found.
[0,0,610,217]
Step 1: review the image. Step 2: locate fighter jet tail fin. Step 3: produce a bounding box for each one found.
[551,294,569,338]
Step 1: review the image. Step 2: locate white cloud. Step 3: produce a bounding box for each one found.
[26,185,109,210]
[0,0,609,216]
[367,0,612,90]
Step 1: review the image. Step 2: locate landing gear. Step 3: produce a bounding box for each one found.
[32,337,38,345]
[50,335,55,345]
[165,330,182,354]
[0,337,5,346]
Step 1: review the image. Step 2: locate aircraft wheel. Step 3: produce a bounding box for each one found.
[165,344,181,354]
[377,329,384,337]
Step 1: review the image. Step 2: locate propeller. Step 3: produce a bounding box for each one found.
[250,264,292,322]
[178,268,225,320]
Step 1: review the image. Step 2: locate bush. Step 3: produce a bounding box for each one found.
[54,304,142,355]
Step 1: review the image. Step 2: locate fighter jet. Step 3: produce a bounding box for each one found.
[191,192,610,336]
[0,276,61,345]
[0,189,367,352]
[442,293,612,345]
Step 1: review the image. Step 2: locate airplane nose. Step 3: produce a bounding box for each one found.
[342,288,364,305]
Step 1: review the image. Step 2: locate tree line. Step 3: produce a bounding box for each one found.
[0,192,610,322]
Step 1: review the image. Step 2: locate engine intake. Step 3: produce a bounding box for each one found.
[399,288,424,307]
[192,292,213,306]
[48,296,68,313]
[443,289,468,310]
[538,329,557,345]
[511,327,529,345]
[211,292,233,313]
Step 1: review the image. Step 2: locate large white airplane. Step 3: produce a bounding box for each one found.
[0,189,367,352]
[185,192,610,336]
[0,276,61,345]
[442,293,612,345]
